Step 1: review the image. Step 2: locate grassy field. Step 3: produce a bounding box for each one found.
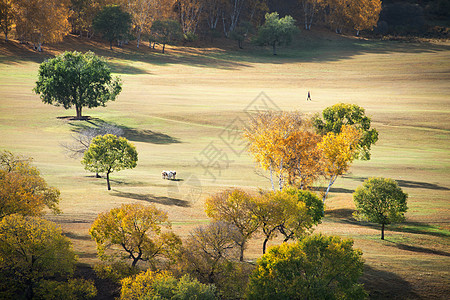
[0,31,449,299]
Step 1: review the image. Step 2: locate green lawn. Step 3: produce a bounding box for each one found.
[0,32,449,299]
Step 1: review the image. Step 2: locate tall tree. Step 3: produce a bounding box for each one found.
[313,103,379,160]
[0,150,61,219]
[353,177,408,240]
[317,125,362,202]
[205,188,260,261]
[89,203,181,267]
[177,0,203,34]
[0,0,13,41]
[82,134,138,190]
[246,234,367,299]
[300,0,321,30]
[12,0,70,51]
[348,0,381,35]
[93,5,132,49]
[254,12,298,55]
[34,51,122,119]
[0,215,77,300]
[151,19,182,53]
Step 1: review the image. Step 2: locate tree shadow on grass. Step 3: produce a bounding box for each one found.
[343,175,449,191]
[361,265,419,300]
[384,241,450,257]
[66,117,181,145]
[325,208,355,219]
[112,190,189,207]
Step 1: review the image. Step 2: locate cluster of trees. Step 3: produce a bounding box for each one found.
[0,150,97,299]
[0,0,386,51]
[243,103,379,203]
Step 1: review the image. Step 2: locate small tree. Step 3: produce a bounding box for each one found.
[254,12,298,55]
[34,51,122,119]
[0,214,78,300]
[151,19,182,54]
[205,188,260,261]
[82,134,138,190]
[353,177,408,240]
[93,5,132,50]
[0,150,60,218]
[89,204,181,267]
[230,21,254,49]
[246,234,367,300]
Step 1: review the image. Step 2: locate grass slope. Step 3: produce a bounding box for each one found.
[0,31,449,299]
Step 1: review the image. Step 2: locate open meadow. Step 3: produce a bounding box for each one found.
[0,31,449,299]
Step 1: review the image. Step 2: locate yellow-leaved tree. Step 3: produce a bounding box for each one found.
[317,125,362,202]
[89,203,181,268]
[243,111,323,191]
[348,0,381,36]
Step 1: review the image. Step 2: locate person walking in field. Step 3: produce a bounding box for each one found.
[307,91,312,101]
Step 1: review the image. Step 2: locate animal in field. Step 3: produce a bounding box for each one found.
[162,170,176,180]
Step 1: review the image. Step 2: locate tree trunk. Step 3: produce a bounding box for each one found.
[76,105,82,119]
[381,223,385,240]
[270,166,275,191]
[106,171,111,190]
[109,40,113,50]
[239,243,245,261]
[272,43,277,55]
[262,237,269,254]
[162,43,166,54]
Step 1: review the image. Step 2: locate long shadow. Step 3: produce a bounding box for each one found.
[67,117,181,145]
[384,241,450,257]
[112,190,189,207]
[343,175,449,191]
[361,265,419,300]
[2,32,450,70]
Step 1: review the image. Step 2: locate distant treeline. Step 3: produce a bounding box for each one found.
[0,0,447,50]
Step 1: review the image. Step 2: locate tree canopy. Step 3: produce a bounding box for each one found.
[0,150,60,219]
[89,203,181,267]
[0,214,77,299]
[82,134,138,190]
[34,51,122,119]
[353,177,408,240]
[151,19,182,53]
[313,103,379,160]
[246,234,367,300]
[254,12,298,55]
[92,5,132,49]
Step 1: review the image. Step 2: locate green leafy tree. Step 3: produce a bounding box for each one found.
[0,150,60,218]
[93,5,132,50]
[151,19,182,54]
[0,214,78,300]
[82,134,138,190]
[89,203,181,267]
[313,103,379,160]
[353,177,408,240]
[230,21,254,49]
[254,12,298,55]
[246,234,367,300]
[34,51,122,119]
[120,270,216,300]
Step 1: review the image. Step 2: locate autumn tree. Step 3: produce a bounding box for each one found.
[313,103,379,160]
[120,270,216,300]
[177,0,203,35]
[0,0,13,41]
[82,134,138,190]
[0,214,78,300]
[205,188,259,261]
[90,204,181,268]
[353,177,408,240]
[254,12,298,55]
[253,188,322,254]
[246,234,367,299]
[300,0,321,30]
[151,19,182,53]
[12,0,70,51]
[0,150,60,219]
[348,0,381,36]
[317,125,362,202]
[93,5,132,49]
[34,51,122,119]
[243,111,323,191]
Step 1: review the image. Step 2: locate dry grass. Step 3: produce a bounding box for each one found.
[0,31,449,299]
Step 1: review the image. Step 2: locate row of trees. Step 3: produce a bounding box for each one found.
[0,0,383,50]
